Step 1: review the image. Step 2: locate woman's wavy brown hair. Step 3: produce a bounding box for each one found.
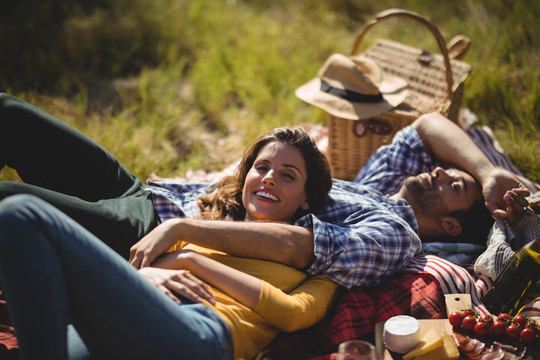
[197,127,332,222]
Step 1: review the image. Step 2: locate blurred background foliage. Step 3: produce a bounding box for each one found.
[0,0,538,183]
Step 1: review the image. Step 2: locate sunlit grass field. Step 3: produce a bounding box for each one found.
[1,0,538,184]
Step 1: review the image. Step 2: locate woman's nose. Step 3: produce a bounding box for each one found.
[262,171,276,186]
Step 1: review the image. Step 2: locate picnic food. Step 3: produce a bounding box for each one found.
[413,331,459,360]
[451,332,529,359]
[448,309,539,344]
[383,315,420,353]
[402,328,442,360]
[402,329,459,360]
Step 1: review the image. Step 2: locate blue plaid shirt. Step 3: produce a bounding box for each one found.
[149,126,434,288]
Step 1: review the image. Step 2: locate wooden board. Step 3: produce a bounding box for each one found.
[444,294,471,316]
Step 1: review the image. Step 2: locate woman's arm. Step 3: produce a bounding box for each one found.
[152,250,263,309]
[138,266,217,305]
[255,275,338,332]
[154,250,338,332]
[153,250,338,331]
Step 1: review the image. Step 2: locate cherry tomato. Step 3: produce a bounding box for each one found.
[513,315,528,328]
[474,321,491,337]
[479,314,493,324]
[506,324,521,340]
[520,327,537,343]
[491,319,507,337]
[461,315,477,332]
[449,312,463,327]
[462,310,475,318]
[498,313,511,321]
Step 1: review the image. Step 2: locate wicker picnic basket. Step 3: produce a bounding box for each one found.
[328,9,473,180]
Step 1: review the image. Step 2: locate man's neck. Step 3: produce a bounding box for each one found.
[389,190,443,239]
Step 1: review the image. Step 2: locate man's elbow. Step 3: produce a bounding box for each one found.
[280,233,315,269]
[286,247,315,269]
[412,111,446,127]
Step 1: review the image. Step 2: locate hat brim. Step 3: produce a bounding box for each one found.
[295,75,409,120]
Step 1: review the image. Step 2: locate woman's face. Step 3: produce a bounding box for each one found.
[242,141,309,222]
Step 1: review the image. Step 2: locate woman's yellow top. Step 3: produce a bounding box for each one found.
[168,242,338,360]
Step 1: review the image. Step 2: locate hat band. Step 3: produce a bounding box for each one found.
[320,80,384,103]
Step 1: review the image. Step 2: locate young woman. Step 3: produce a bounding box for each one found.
[0,127,337,360]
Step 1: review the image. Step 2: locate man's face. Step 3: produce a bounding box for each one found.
[400,167,482,220]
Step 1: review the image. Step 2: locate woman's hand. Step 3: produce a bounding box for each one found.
[129,219,183,269]
[481,168,530,222]
[138,267,215,305]
[156,249,263,309]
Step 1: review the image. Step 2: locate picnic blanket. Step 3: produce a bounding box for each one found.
[263,270,446,360]
[0,292,18,359]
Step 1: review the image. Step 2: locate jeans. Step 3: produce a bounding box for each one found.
[0,93,159,258]
[0,195,232,360]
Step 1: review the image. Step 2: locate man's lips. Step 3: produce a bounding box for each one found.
[421,173,431,189]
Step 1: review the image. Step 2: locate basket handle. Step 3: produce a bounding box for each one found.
[350,8,454,100]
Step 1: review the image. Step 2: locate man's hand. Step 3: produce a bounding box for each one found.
[481,168,530,222]
[138,267,215,305]
[129,219,182,269]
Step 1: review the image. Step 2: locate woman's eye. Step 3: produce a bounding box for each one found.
[282,172,295,180]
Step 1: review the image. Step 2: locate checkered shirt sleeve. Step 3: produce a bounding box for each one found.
[298,126,436,288]
[148,126,436,289]
[147,182,211,221]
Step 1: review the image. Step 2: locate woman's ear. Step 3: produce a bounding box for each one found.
[439,217,462,237]
[301,199,309,211]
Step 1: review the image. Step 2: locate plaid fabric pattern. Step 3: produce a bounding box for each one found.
[353,126,434,191]
[146,182,209,220]
[406,255,492,316]
[422,242,486,265]
[262,271,445,360]
[0,292,18,359]
[150,126,429,289]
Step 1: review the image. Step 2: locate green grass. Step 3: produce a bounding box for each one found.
[1,0,538,184]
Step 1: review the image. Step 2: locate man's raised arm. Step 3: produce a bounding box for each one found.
[412,112,530,218]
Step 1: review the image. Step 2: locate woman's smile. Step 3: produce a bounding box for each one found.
[243,142,309,222]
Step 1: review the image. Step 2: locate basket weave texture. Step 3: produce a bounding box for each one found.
[328,9,473,181]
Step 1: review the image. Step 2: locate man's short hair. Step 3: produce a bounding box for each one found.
[444,200,494,245]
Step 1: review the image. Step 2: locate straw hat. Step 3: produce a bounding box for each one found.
[295,53,408,120]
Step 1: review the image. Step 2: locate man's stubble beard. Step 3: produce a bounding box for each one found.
[401,176,450,221]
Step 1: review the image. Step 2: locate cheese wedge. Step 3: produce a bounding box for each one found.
[402,328,443,360]
[411,331,459,360]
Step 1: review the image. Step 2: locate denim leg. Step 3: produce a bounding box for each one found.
[0,195,232,360]
[0,181,158,258]
[67,325,92,360]
[0,93,159,258]
[0,93,143,201]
